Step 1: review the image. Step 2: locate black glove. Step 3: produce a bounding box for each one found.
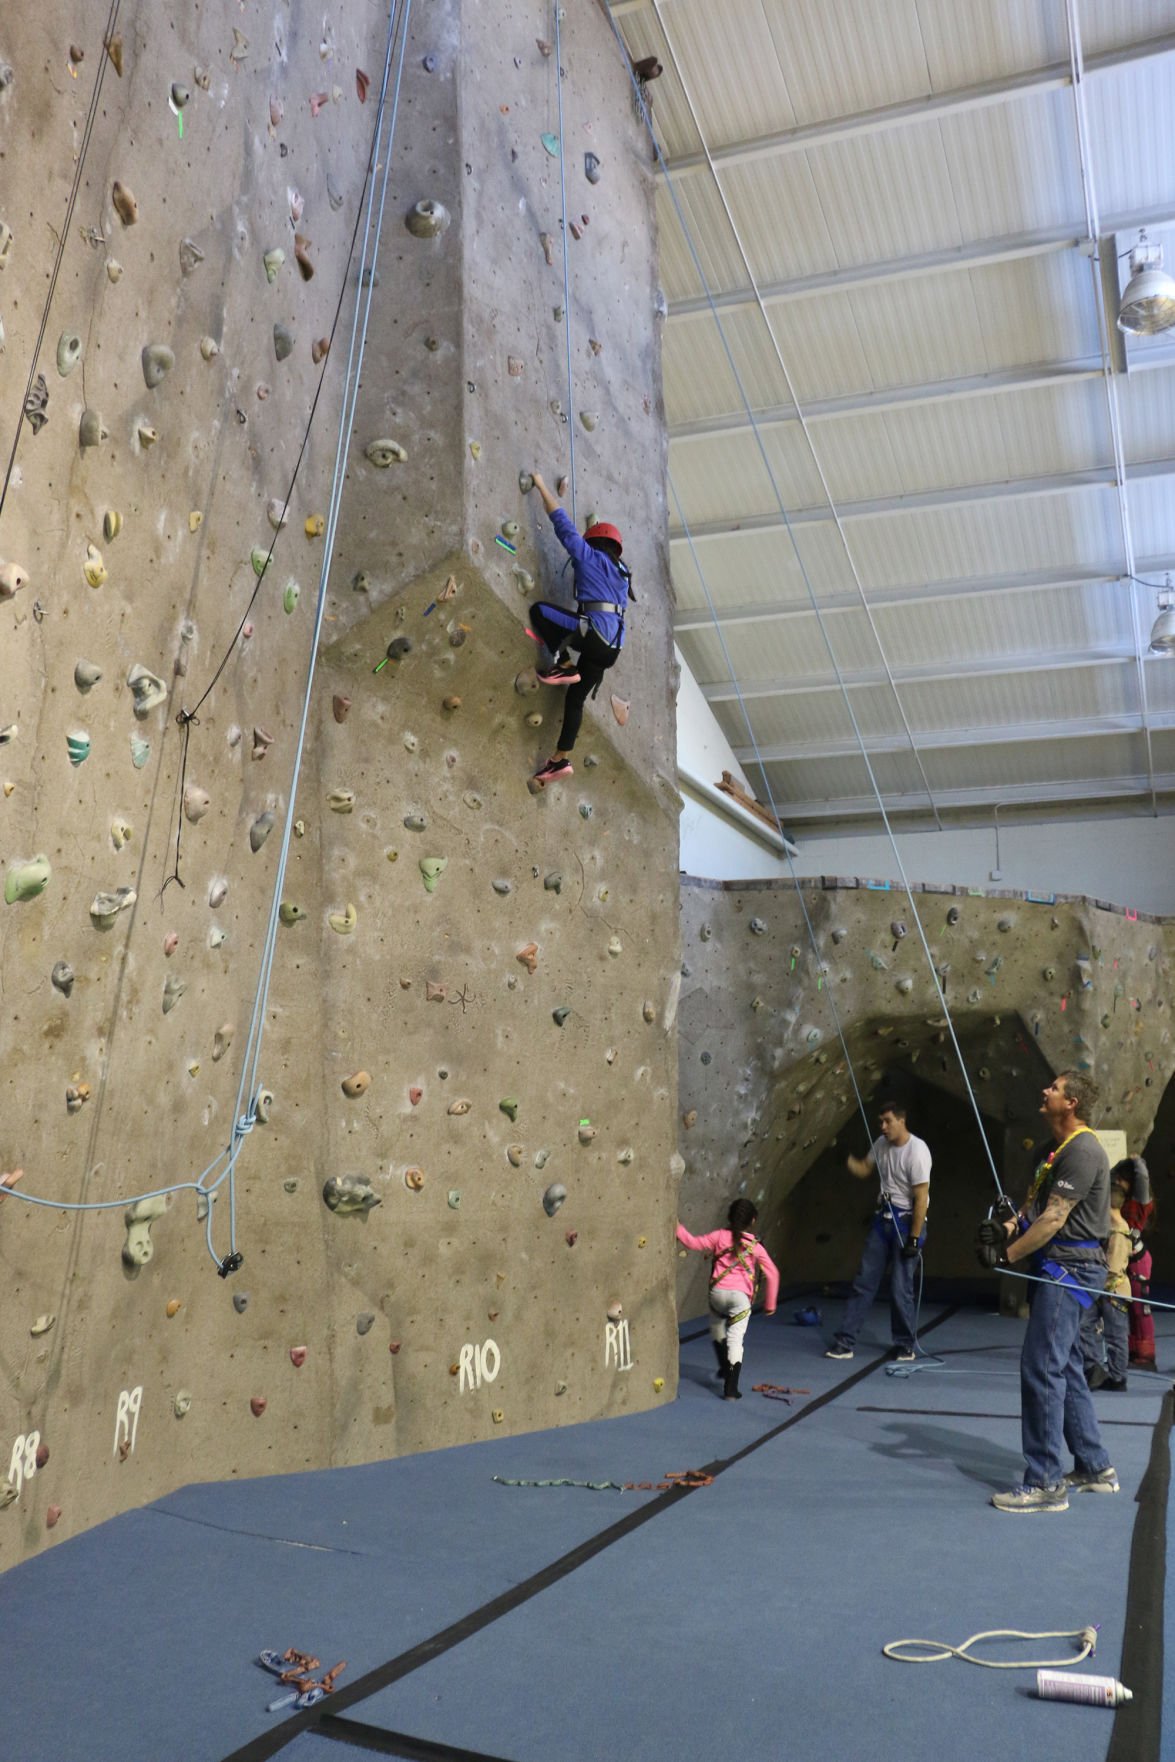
[976,1217,1009,1270]
[901,1236,921,1261]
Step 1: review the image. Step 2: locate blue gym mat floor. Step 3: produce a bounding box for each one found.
[3,1301,1170,1762]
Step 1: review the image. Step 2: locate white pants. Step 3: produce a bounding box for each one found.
[708,1286,752,1365]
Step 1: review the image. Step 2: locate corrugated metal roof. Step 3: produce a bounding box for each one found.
[616,0,1175,824]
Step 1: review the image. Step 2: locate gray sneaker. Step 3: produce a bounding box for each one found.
[991,1483,1070,1513]
[1063,1465,1120,1494]
[824,1341,853,1360]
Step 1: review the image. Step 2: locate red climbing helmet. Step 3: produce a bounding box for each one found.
[584,521,623,556]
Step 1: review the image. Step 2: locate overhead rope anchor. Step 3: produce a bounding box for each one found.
[216,1251,244,1279]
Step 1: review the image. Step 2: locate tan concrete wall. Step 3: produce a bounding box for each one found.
[0,0,680,1568]
[676,876,1173,1316]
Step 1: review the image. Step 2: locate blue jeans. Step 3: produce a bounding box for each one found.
[1080,1293,1129,1383]
[837,1215,920,1350]
[1021,1260,1111,1487]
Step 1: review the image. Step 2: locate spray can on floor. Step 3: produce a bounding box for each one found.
[1036,1670,1132,1707]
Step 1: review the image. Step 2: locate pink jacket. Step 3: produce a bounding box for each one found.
[676,1224,780,1310]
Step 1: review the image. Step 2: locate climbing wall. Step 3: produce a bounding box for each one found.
[0,0,681,1567]
[676,876,1173,1316]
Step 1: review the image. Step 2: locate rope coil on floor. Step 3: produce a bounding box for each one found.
[884,1625,1099,1669]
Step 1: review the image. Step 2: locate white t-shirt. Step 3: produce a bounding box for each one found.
[871,1133,931,1211]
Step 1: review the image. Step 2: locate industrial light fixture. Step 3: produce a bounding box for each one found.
[1118,230,1175,336]
[1148,576,1175,654]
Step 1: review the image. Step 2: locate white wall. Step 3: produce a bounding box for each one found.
[675,648,791,878]
[788,812,1175,915]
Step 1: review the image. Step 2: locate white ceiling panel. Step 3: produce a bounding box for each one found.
[913,0,1067,88]
[969,248,1103,369]
[763,301,877,403]
[1120,473,1175,559]
[718,155,841,285]
[801,127,965,266]
[655,177,748,303]
[912,489,1124,582]
[654,0,798,151]
[938,87,1083,240]
[844,272,991,391]
[997,378,1114,478]
[758,0,931,126]
[880,395,1013,494]
[1084,52,1175,218]
[669,426,826,524]
[1116,365,1175,464]
[876,577,1135,658]
[1078,3,1175,57]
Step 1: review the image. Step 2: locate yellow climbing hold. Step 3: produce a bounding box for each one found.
[304,514,325,538]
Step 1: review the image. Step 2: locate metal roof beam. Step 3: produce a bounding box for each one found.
[774,772,1175,821]
[669,456,1175,544]
[668,352,1175,442]
[673,559,1175,633]
[668,203,1175,319]
[657,32,1175,177]
[700,646,1138,703]
[732,709,1175,764]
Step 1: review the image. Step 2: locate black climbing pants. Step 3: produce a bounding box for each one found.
[530,601,620,752]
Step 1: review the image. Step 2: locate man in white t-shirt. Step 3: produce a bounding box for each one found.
[825,1100,931,1362]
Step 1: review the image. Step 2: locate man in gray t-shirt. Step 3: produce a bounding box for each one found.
[825,1100,930,1362]
[987,1070,1116,1513]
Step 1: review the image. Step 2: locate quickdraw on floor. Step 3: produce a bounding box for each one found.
[493,1467,715,1492]
[752,1383,811,1402]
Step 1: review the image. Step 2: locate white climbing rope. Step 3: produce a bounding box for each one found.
[884,1625,1099,1669]
[601,5,1009,1202]
[0,0,415,1273]
[552,0,578,524]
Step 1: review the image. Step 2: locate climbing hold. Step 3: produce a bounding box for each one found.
[51,961,74,996]
[89,886,135,928]
[251,726,274,761]
[312,336,330,364]
[250,1397,267,1418]
[406,199,450,238]
[289,1346,307,1369]
[282,578,300,614]
[212,1024,234,1062]
[357,1313,375,1335]
[304,515,325,540]
[273,323,294,362]
[607,937,623,959]
[330,790,356,814]
[332,694,352,724]
[896,976,914,995]
[82,543,107,588]
[578,1122,596,1146]
[137,421,158,448]
[111,818,132,851]
[447,1190,461,1210]
[178,237,203,276]
[162,975,186,1015]
[998,915,1014,932]
[578,803,593,820]
[749,918,767,936]
[65,731,91,767]
[652,1379,665,1394]
[1043,966,1056,981]
[503,1143,524,1168]
[208,878,228,909]
[250,546,271,579]
[426,981,447,1002]
[250,811,276,852]
[111,180,138,225]
[278,901,306,926]
[617,1148,634,1166]
[183,784,210,822]
[263,247,285,282]
[366,437,408,467]
[0,560,28,601]
[492,878,512,896]
[328,903,357,934]
[291,233,314,280]
[122,1193,169,1266]
[198,335,220,364]
[565,1230,579,1247]
[419,857,448,894]
[45,1505,63,1529]
[542,1184,567,1218]
[166,1298,183,1319]
[500,1098,520,1123]
[30,1313,56,1336]
[946,907,961,926]
[141,343,175,389]
[56,331,83,377]
[553,1006,571,1027]
[341,1070,371,1098]
[516,943,539,976]
[323,1173,380,1214]
[173,1391,192,1419]
[127,665,167,717]
[102,509,124,544]
[232,1293,249,1315]
[683,1109,698,1129]
[447,1099,472,1118]
[610,695,630,726]
[501,520,521,543]
[79,408,107,448]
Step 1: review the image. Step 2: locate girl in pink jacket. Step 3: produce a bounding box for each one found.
[676,1198,780,1400]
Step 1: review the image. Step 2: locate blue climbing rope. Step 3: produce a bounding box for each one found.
[552,0,578,524]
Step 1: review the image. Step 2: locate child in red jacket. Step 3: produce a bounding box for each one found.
[676,1198,779,1400]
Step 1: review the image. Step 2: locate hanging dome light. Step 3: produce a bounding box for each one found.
[1148,577,1175,654]
[1119,231,1175,336]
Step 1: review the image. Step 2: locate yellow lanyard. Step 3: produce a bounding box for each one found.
[1027,1124,1091,1210]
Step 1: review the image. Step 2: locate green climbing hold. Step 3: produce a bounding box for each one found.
[500,1098,519,1123]
[66,731,91,766]
[419,856,447,893]
[278,901,306,925]
[251,546,270,578]
[5,855,51,904]
[541,132,560,157]
[283,578,300,613]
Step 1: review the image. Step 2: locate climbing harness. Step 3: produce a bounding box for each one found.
[884,1625,1099,1671]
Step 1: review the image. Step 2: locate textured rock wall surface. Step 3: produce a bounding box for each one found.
[677,876,1173,1318]
[0,0,680,1568]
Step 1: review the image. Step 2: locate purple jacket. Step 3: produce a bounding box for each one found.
[549,507,627,650]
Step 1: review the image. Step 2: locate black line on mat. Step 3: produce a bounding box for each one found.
[856,1406,1158,1427]
[218,1304,958,1762]
[316,1718,518,1760]
[1105,1386,1172,1762]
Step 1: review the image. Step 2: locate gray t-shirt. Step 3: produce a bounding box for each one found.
[1029,1130,1109,1264]
[872,1133,931,1211]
